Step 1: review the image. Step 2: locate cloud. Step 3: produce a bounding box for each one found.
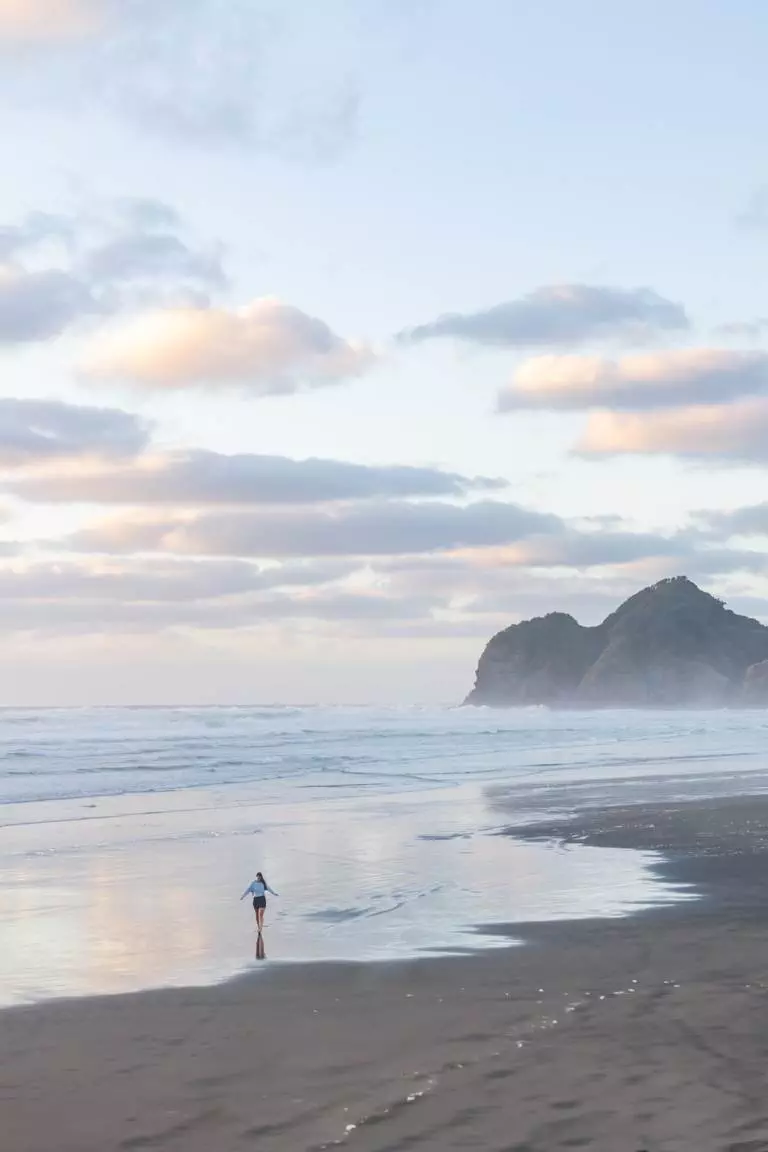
[0,266,94,342]
[9,516,768,640]
[498,349,768,412]
[0,397,148,464]
[0,199,227,343]
[83,232,226,292]
[0,0,100,40]
[58,497,766,580]
[0,211,74,260]
[662,546,768,577]
[0,558,350,602]
[0,1,360,161]
[714,319,768,341]
[80,200,229,309]
[7,450,506,505]
[64,499,563,558]
[375,549,655,614]
[0,556,433,634]
[81,299,375,393]
[377,546,768,629]
[577,398,768,462]
[0,588,433,635]
[399,285,688,349]
[455,578,657,623]
[378,539,745,596]
[697,504,768,539]
[11,538,764,639]
[468,531,683,569]
[116,199,182,232]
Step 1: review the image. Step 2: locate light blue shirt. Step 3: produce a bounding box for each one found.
[241,879,278,899]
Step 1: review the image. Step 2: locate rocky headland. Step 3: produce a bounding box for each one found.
[465,576,768,707]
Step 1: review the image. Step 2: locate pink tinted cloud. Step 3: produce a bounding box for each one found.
[577,398,768,460]
[499,349,768,411]
[81,298,375,394]
[0,0,102,39]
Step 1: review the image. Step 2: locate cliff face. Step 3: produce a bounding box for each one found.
[465,577,768,708]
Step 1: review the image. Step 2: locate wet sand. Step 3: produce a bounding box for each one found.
[6,796,768,1151]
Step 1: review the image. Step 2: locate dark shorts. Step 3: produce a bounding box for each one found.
[253,896,267,910]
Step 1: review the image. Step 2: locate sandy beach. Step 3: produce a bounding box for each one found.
[5,795,768,1151]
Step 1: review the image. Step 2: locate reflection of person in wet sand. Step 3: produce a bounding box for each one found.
[255,934,266,961]
[240,871,278,933]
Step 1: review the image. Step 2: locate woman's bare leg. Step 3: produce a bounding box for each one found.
[257,907,265,932]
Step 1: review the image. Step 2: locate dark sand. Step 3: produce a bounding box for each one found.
[6,797,768,1152]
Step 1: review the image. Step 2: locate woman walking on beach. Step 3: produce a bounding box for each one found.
[240,871,278,933]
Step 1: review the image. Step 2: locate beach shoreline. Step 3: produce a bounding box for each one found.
[6,794,768,1151]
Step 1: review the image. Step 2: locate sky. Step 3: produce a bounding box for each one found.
[1,0,768,705]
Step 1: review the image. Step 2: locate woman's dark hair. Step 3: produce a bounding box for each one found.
[256,871,265,882]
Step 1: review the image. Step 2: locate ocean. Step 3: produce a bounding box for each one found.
[2,705,767,1007]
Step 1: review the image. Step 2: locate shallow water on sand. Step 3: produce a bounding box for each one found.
[2,705,767,1005]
